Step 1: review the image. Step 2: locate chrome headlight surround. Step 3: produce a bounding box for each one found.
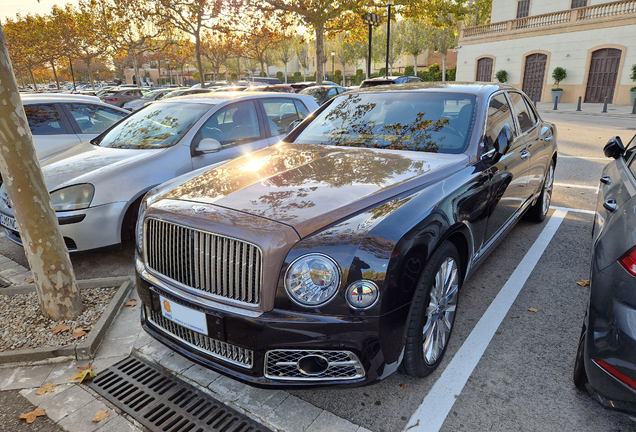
[50,184,94,211]
[284,253,341,308]
[345,280,380,310]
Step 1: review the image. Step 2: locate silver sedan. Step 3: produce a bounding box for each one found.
[0,92,318,252]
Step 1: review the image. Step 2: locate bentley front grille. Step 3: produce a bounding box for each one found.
[145,218,262,306]
[147,307,253,369]
[265,350,365,381]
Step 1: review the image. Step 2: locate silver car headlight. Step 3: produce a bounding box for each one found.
[284,253,341,307]
[50,184,94,211]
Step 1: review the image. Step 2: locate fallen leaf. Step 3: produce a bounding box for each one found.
[72,327,90,339]
[400,383,408,389]
[406,420,420,430]
[92,409,109,422]
[28,279,34,284]
[70,364,97,384]
[528,308,539,313]
[19,408,46,424]
[36,382,57,396]
[77,363,93,372]
[51,323,70,335]
[576,280,590,287]
[125,299,137,307]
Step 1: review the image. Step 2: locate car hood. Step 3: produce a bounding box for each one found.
[41,141,164,191]
[162,142,467,238]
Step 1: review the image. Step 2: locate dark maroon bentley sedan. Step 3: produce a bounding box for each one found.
[134,83,557,387]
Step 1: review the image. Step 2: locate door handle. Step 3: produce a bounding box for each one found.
[543,135,553,142]
[520,150,530,159]
[600,176,611,185]
[603,199,618,212]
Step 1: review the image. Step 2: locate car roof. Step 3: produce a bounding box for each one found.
[21,93,102,103]
[161,91,315,105]
[350,81,514,97]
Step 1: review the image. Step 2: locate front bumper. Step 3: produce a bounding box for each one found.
[1,201,127,252]
[584,260,636,415]
[136,266,407,388]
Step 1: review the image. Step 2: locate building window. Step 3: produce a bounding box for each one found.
[516,0,530,18]
[571,0,587,8]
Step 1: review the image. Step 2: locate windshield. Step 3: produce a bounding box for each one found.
[292,92,476,154]
[97,102,213,149]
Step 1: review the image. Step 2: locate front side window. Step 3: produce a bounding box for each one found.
[262,98,303,136]
[292,92,475,154]
[97,102,212,149]
[66,103,126,134]
[484,94,516,152]
[508,92,535,134]
[24,104,68,135]
[198,101,260,145]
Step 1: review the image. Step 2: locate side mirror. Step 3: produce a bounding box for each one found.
[196,138,222,153]
[287,120,301,135]
[603,136,625,159]
[494,123,513,156]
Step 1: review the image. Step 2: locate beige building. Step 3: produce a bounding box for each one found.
[457,0,636,104]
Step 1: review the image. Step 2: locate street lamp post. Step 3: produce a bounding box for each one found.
[331,50,335,82]
[361,13,380,80]
[385,0,394,77]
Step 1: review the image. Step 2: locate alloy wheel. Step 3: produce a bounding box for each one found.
[542,164,555,216]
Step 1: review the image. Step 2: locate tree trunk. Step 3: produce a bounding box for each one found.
[29,67,37,89]
[132,54,141,88]
[195,34,205,88]
[284,61,287,83]
[259,60,265,77]
[86,59,94,90]
[0,27,82,320]
[50,61,60,89]
[413,55,418,74]
[315,21,324,84]
[442,52,447,82]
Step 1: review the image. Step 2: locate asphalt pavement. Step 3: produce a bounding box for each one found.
[1,104,636,432]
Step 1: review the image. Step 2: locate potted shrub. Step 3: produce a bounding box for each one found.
[495,70,508,84]
[551,67,567,103]
[630,64,636,107]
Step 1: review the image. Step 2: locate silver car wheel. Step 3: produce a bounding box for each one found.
[542,163,554,216]
[422,257,459,365]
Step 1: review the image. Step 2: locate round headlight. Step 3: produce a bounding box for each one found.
[284,254,341,307]
[345,280,379,310]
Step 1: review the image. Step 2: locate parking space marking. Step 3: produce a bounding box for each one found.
[552,206,595,215]
[404,209,568,432]
[559,155,608,161]
[554,182,599,192]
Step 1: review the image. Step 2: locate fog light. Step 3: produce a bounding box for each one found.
[345,280,379,310]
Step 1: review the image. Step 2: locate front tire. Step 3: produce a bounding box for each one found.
[525,159,555,222]
[402,241,461,378]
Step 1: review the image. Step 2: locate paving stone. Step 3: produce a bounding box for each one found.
[94,336,135,360]
[0,266,27,280]
[266,395,322,432]
[236,386,288,419]
[0,254,12,265]
[179,364,220,387]
[157,351,192,374]
[44,362,81,385]
[0,364,56,390]
[94,415,142,432]
[19,383,73,406]
[356,428,373,432]
[132,330,155,349]
[37,384,94,423]
[57,399,116,432]
[104,311,141,340]
[136,339,172,359]
[91,356,129,373]
[0,260,21,271]
[208,375,249,402]
[306,411,359,432]
[7,270,32,285]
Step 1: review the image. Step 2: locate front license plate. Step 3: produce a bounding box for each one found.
[160,296,208,335]
[0,214,19,232]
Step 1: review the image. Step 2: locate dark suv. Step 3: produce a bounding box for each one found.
[360,76,423,88]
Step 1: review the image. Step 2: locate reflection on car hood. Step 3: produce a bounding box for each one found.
[163,142,467,238]
[41,141,164,191]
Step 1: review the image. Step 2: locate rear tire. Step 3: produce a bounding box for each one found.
[573,323,588,391]
[402,242,461,378]
[525,159,555,222]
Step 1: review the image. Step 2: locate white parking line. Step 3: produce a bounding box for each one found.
[559,155,608,161]
[554,182,599,192]
[403,208,568,432]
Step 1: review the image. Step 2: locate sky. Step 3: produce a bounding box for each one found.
[1,0,80,22]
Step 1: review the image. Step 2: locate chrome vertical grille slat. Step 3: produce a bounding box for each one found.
[145,219,262,306]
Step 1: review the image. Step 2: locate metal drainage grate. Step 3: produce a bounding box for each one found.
[86,355,271,432]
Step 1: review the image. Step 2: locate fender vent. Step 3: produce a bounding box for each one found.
[87,355,271,432]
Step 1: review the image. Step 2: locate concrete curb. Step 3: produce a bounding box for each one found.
[538,109,636,118]
[0,277,134,364]
[2,276,132,295]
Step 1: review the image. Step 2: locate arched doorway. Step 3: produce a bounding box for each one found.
[585,48,621,103]
[476,58,493,82]
[522,53,547,103]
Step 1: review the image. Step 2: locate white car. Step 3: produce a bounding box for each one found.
[1,92,318,252]
[22,94,129,159]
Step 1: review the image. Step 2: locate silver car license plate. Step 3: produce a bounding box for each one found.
[0,214,19,232]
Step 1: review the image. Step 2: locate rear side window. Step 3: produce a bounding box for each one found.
[24,104,68,135]
[262,98,303,136]
[294,100,309,119]
[484,94,515,152]
[508,92,535,134]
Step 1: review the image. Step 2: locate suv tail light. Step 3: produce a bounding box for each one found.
[105,98,118,101]
[619,246,636,276]
[594,359,636,391]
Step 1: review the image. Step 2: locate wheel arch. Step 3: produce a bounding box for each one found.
[119,186,158,241]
